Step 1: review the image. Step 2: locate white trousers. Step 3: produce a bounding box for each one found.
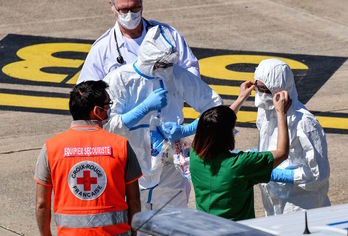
[140,162,190,211]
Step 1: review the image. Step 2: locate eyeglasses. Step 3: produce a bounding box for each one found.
[98,101,113,111]
[153,61,173,70]
[116,6,142,14]
[104,100,113,108]
[254,80,271,94]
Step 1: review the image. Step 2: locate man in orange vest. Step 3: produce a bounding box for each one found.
[34,81,142,236]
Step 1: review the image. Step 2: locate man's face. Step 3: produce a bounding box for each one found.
[112,0,142,18]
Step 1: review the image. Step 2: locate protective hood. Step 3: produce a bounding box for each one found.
[133,25,179,80]
[254,58,298,102]
[255,58,301,147]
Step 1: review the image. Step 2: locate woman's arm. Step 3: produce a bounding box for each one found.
[270,91,291,167]
[229,81,254,113]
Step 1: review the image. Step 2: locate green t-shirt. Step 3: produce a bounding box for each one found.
[190,148,274,221]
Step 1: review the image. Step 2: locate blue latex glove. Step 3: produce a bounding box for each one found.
[151,129,165,156]
[270,168,294,183]
[121,88,168,128]
[161,119,198,142]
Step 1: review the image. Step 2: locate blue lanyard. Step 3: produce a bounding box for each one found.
[157,79,165,116]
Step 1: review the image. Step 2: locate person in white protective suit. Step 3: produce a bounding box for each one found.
[104,25,222,210]
[254,58,330,215]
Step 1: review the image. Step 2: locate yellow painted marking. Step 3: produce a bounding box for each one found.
[2,43,91,83]
[66,70,81,85]
[182,107,348,130]
[0,93,347,130]
[183,107,256,123]
[235,110,258,123]
[199,55,308,81]
[316,116,348,130]
[0,93,68,110]
[210,85,256,97]
[0,41,346,132]
[183,107,200,119]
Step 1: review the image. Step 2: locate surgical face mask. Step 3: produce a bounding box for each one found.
[95,100,112,125]
[94,108,108,125]
[107,108,112,119]
[255,92,274,110]
[117,11,141,30]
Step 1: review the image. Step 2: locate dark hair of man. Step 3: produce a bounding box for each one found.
[69,81,108,120]
[192,105,237,161]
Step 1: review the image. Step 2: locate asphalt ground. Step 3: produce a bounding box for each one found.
[0,0,347,235]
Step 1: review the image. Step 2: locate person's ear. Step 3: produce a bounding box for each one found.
[93,106,98,114]
[90,106,103,120]
[109,0,117,15]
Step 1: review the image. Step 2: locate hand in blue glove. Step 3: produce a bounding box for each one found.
[270,168,294,184]
[121,88,168,128]
[142,88,168,112]
[161,119,198,142]
[151,129,165,156]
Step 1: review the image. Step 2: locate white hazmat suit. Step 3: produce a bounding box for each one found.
[255,58,330,215]
[104,25,222,210]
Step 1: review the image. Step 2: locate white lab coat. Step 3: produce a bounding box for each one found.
[77,19,199,84]
[104,25,222,210]
[255,59,330,215]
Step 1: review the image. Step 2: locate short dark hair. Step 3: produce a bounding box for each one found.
[69,81,108,120]
[192,105,237,160]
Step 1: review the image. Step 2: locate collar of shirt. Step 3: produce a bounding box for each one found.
[70,120,101,130]
[114,19,147,49]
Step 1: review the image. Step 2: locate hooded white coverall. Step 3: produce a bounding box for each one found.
[255,58,330,215]
[104,25,222,210]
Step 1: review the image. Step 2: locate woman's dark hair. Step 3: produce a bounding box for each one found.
[69,81,108,120]
[192,105,237,160]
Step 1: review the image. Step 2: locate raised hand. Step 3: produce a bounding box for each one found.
[142,88,168,111]
[273,91,292,115]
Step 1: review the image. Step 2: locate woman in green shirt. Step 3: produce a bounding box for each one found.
[190,81,291,221]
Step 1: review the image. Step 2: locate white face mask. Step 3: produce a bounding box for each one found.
[255,92,274,110]
[117,11,142,30]
[151,51,178,79]
[153,65,174,80]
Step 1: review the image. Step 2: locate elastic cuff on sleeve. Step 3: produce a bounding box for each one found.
[125,174,143,185]
[34,177,52,187]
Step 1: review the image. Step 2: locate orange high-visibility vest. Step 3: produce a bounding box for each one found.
[46,125,130,236]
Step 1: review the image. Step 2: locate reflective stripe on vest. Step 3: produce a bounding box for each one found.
[55,210,128,228]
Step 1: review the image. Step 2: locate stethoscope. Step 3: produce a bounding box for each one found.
[113,18,153,64]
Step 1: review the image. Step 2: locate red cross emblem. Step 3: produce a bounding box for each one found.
[77,170,98,191]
